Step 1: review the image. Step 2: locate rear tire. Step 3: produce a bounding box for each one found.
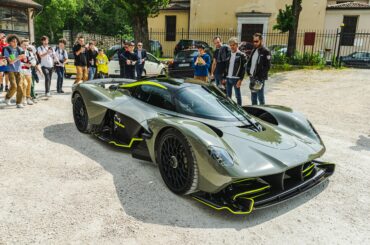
[72,93,91,133]
[157,128,198,195]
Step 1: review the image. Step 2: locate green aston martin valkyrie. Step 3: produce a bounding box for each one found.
[71,76,335,215]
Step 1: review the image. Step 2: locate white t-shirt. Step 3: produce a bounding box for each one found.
[250,49,259,76]
[227,52,237,78]
[37,45,55,68]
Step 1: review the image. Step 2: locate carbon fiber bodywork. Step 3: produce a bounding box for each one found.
[72,77,335,214]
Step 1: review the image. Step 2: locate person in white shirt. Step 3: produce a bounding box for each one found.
[37,36,55,97]
[54,38,68,93]
[224,37,246,106]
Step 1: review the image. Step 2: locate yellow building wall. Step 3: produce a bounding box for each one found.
[189,0,327,30]
[325,10,370,55]
[325,10,370,31]
[148,10,189,31]
[148,10,190,56]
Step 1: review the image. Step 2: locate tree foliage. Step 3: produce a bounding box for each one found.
[273,5,294,33]
[34,0,133,44]
[273,0,303,57]
[114,0,170,49]
[34,0,79,42]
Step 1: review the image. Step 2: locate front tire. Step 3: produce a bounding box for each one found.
[157,128,198,195]
[72,93,91,133]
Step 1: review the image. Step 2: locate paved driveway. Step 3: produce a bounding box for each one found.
[1,69,369,244]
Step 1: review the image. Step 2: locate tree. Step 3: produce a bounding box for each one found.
[114,0,169,49]
[273,0,303,57]
[34,0,79,43]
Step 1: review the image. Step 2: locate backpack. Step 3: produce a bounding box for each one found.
[54,47,67,61]
[3,46,22,58]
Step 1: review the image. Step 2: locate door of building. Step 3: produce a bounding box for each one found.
[241,24,264,42]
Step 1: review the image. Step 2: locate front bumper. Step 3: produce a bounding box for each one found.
[192,161,335,215]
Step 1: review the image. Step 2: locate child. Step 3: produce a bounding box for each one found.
[96,49,109,78]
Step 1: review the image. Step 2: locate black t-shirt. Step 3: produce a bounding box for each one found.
[214,48,227,75]
[124,51,138,67]
[73,44,87,66]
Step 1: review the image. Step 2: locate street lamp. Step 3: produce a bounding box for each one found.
[336,23,345,64]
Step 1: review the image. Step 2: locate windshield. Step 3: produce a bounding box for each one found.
[175,50,198,60]
[175,85,252,122]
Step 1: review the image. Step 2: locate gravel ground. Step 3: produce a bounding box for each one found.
[0,69,369,244]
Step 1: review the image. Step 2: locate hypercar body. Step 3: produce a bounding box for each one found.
[71,76,335,215]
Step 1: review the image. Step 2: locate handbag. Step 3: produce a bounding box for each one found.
[249,77,263,92]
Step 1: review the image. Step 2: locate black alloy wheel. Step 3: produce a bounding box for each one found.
[73,93,90,133]
[157,128,198,195]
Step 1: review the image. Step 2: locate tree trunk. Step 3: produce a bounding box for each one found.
[287,0,302,57]
[132,16,150,51]
[49,24,54,43]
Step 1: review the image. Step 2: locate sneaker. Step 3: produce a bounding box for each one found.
[27,98,34,105]
[4,99,13,106]
[22,97,27,106]
[60,90,65,93]
[16,104,24,109]
[46,92,51,97]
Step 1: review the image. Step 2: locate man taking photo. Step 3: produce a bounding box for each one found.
[246,33,271,105]
[37,36,55,97]
[73,36,88,84]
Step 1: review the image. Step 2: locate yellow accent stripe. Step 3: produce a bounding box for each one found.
[303,163,315,174]
[120,81,167,90]
[232,185,270,200]
[109,138,143,148]
[114,121,126,129]
[192,197,254,215]
[233,178,256,184]
[304,168,315,178]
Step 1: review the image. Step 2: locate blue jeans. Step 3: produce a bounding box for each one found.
[251,80,265,105]
[214,73,223,87]
[55,66,64,92]
[226,78,242,105]
[136,63,144,79]
[88,67,96,80]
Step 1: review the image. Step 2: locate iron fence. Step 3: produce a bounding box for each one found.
[149,28,370,61]
[61,28,370,64]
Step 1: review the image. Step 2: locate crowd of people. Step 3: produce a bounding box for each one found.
[0,31,270,109]
[0,34,110,109]
[194,33,271,106]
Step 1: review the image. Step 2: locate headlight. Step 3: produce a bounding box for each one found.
[208,146,234,167]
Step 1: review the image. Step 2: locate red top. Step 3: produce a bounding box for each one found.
[0,42,9,56]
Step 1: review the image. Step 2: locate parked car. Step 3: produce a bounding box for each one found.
[174,40,213,56]
[108,51,166,77]
[149,40,164,58]
[107,40,164,59]
[64,53,76,78]
[341,51,370,68]
[268,44,287,55]
[168,49,198,78]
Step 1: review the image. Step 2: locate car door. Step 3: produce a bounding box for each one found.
[145,53,162,75]
[108,52,120,77]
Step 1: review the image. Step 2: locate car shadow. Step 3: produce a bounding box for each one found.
[350,135,370,152]
[44,123,330,229]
